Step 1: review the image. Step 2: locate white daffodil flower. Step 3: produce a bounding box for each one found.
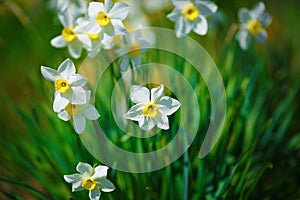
[87,33,114,58]
[167,0,217,37]
[64,162,115,200]
[51,9,92,59]
[235,1,272,50]
[124,84,181,131]
[41,58,87,112]
[87,0,129,38]
[116,29,150,71]
[57,90,100,134]
[49,0,88,17]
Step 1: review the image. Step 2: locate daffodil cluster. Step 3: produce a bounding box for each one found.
[41,58,100,134]
[50,0,129,58]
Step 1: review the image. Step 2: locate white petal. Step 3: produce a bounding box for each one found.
[58,8,74,28]
[157,115,170,130]
[140,117,155,130]
[72,181,85,192]
[238,8,250,24]
[92,165,108,179]
[108,2,129,20]
[193,16,208,36]
[53,93,69,112]
[110,19,127,35]
[40,66,60,82]
[64,174,82,183]
[76,162,93,174]
[236,29,251,50]
[68,42,82,59]
[175,17,192,37]
[173,1,191,9]
[69,87,87,104]
[58,110,71,121]
[82,104,100,120]
[77,34,92,51]
[255,29,267,43]
[102,34,114,49]
[250,1,265,19]
[157,96,181,115]
[89,188,101,200]
[120,55,130,71]
[88,2,105,18]
[105,0,113,11]
[131,56,141,67]
[258,13,272,27]
[50,35,67,48]
[130,85,150,104]
[97,178,115,192]
[151,84,164,102]
[195,0,217,17]
[58,58,76,79]
[68,74,88,87]
[73,113,86,134]
[167,10,181,22]
[124,103,145,121]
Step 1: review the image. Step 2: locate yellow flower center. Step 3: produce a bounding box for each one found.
[247,20,262,35]
[183,5,199,21]
[128,43,141,58]
[65,103,79,116]
[88,33,99,40]
[62,27,76,42]
[55,79,70,93]
[82,178,97,191]
[96,12,110,26]
[143,103,158,117]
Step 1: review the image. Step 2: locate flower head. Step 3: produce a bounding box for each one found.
[87,0,129,37]
[235,1,272,50]
[41,58,88,112]
[116,29,150,71]
[51,9,92,58]
[124,84,181,131]
[64,162,115,200]
[57,90,100,134]
[49,0,88,17]
[167,0,217,37]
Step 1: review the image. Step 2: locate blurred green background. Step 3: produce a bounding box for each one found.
[0,0,299,199]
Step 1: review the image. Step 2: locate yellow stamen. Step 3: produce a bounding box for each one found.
[96,12,110,26]
[128,43,141,58]
[82,178,97,190]
[62,27,76,42]
[183,5,199,21]
[65,103,79,116]
[55,79,70,93]
[88,33,99,40]
[247,20,262,35]
[143,103,158,117]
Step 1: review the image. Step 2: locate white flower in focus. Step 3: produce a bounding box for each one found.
[116,29,150,71]
[235,1,272,50]
[41,58,88,112]
[51,9,92,58]
[64,162,115,200]
[87,0,129,37]
[57,91,100,134]
[124,84,181,131]
[167,0,217,37]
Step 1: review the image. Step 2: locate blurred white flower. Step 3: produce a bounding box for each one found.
[167,0,217,37]
[51,9,92,58]
[41,58,87,112]
[124,84,181,131]
[57,90,100,134]
[116,29,150,71]
[64,162,115,200]
[87,33,115,58]
[49,0,88,17]
[86,0,129,38]
[236,1,272,50]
